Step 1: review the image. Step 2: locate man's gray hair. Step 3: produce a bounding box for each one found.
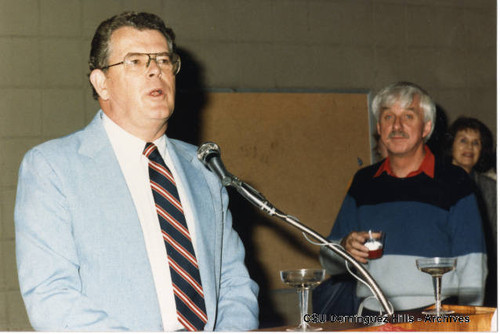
[371,82,436,142]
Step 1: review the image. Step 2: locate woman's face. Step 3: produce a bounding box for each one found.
[452,129,482,173]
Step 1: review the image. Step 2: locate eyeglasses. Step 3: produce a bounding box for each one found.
[101,52,181,75]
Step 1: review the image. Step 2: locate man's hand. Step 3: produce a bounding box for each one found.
[340,231,370,264]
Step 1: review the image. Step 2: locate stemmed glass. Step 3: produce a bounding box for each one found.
[416,257,457,316]
[280,268,326,331]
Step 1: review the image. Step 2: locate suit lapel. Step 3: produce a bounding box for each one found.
[76,112,147,247]
[166,138,217,257]
[166,139,219,324]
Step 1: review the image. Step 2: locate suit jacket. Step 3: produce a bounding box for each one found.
[15,111,259,331]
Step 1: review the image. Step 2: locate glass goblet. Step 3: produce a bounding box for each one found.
[280,268,326,331]
[416,257,457,316]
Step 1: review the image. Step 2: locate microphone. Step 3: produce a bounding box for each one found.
[196,142,235,187]
[197,142,276,215]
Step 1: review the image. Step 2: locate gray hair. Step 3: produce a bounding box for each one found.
[371,82,436,142]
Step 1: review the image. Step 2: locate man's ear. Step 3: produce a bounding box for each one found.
[422,120,432,139]
[89,69,109,100]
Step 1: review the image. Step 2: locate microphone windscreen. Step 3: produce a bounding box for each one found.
[197,142,220,165]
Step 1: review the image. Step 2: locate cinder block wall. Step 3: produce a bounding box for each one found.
[0,0,495,330]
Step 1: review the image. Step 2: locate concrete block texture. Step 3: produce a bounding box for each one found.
[0,38,41,88]
[41,39,85,87]
[0,0,495,330]
[0,89,42,137]
[40,0,82,37]
[41,88,86,137]
[0,0,39,36]
[0,189,15,241]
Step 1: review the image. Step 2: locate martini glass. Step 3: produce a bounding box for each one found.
[280,268,326,331]
[416,257,457,316]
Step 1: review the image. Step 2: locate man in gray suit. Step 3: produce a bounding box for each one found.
[15,11,259,331]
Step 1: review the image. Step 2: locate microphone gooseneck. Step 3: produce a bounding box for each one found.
[197,142,277,215]
[196,141,394,316]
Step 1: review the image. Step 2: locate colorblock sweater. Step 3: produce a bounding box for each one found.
[320,159,487,311]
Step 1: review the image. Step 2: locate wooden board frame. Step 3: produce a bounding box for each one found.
[198,91,371,290]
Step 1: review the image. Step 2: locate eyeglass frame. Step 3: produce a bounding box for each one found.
[100,52,181,75]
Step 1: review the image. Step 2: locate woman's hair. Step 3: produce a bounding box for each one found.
[445,117,495,173]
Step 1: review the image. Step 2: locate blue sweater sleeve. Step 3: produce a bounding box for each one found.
[449,193,486,255]
[328,194,358,241]
[449,193,487,305]
[320,194,359,274]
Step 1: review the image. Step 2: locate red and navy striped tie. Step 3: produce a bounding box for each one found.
[143,143,207,331]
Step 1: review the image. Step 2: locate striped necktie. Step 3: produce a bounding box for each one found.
[143,143,208,331]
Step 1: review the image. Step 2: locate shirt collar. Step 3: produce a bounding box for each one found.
[374,145,435,178]
[101,111,167,160]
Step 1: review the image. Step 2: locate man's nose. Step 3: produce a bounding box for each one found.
[146,56,162,76]
[392,115,403,130]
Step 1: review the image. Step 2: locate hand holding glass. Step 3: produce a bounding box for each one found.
[280,269,325,331]
[364,230,385,259]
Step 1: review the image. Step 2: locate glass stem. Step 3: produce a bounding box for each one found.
[432,275,442,316]
[298,287,310,329]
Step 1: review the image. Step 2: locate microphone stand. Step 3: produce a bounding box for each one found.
[229,177,394,316]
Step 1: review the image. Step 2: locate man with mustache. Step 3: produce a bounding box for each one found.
[14,11,258,331]
[320,82,486,314]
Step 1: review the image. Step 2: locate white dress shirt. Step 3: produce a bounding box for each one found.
[102,111,198,331]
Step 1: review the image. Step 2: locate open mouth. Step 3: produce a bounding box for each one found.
[149,88,163,97]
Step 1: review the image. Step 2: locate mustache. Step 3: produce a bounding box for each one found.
[388,131,409,139]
